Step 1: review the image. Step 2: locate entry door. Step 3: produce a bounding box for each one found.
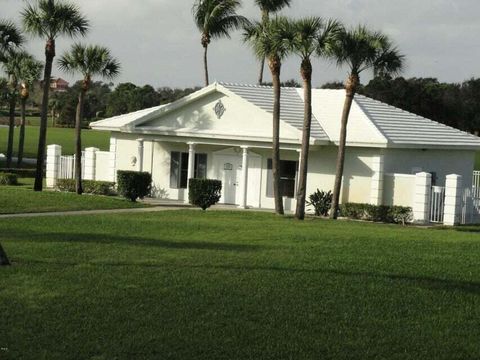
[216,155,242,204]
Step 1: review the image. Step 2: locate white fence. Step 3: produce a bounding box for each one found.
[59,153,85,180]
[430,186,445,223]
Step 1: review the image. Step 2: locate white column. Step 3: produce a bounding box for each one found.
[240,146,249,209]
[413,172,432,224]
[370,154,385,205]
[46,144,61,188]
[186,142,196,203]
[109,136,117,183]
[444,174,463,226]
[137,138,144,172]
[84,147,98,181]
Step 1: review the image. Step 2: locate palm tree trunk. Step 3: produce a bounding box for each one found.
[0,243,10,266]
[269,56,284,215]
[34,39,55,192]
[330,74,358,219]
[203,44,209,87]
[17,97,27,166]
[6,90,16,168]
[258,58,265,85]
[75,87,86,195]
[295,59,313,220]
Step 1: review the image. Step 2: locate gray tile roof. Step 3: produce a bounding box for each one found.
[221,83,330,142]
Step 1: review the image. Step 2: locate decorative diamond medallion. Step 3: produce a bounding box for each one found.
[214,100,226,119]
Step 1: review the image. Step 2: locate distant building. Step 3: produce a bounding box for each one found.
[49,78,69,92]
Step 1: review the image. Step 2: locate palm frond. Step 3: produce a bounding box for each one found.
[0,20,24,57]
[254,0,291,13]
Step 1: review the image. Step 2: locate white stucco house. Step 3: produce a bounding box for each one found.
[86,82,480,214]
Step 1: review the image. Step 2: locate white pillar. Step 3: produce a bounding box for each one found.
[137,138,144,172]
[109,137,117,183]
[444,174,463,226]
[84,147,98,181]
[240,146,249,209]
[370,154,384,205]
[413,172,432,224]
[186,142,196,203]
[46,144,61,188]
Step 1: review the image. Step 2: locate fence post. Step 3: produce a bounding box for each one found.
[84,147,99,181]
[46,144,62,188]
[413,172,432,224]
[444,174,463,226]
[370,154,384,205]
[108,137,117,183]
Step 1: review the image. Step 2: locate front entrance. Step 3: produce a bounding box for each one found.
[215,155,243,204]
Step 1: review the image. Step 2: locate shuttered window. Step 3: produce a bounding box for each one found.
[170,152,207,189]
[266,159,297,198]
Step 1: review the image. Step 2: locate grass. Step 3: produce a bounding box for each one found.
[0,179,146,214]
[0,126,110,158]
[1,210,480,359]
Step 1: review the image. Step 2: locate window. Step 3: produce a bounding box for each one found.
[266,159,297,198]
[170,152,207,189]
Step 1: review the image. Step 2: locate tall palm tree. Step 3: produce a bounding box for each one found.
[286,17,342,220]
[22,0,89,192]
[2,50,31,168]
[193,0,248,86]
[18,56,43,166]
[0,20,23,266]
[244,16,292,215]
[58,44,120,194]
[254,0,291,84]
[329,26,404,219]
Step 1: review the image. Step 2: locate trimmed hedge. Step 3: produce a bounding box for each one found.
[0,172,18,186]
[117,170,152,202]
[340,203,413,225]
[56,179,116,196]
[189,179,222,210]
[0,168,37,178]
[307,189,333,216]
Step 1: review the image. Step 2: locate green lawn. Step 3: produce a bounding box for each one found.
[1,211,480,359]
[0,126,110,158]
[0,179,145,214]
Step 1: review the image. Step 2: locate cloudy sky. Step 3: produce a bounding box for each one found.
[2,0,479,88]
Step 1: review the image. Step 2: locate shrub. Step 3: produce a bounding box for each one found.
[0,172,18,186]
[0,168,36,178]
[189,179,222,210]
[117,170,152,202]
[56,179,115,195]
[307,189,333,216]
[340,203,413,225]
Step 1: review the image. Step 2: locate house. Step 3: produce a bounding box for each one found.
[49,77,69,92]
[89,82,480,213]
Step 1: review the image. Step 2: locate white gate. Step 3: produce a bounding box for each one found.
[430,186,445,223]
[473,171,480,198]
[59,153,85,180]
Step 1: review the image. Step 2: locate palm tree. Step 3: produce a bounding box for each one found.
[18,56,43,166]
[193,0,248,86]
[286,17,342,220]
[254,0,291,84]
[244,17,292,215]
[0,20,22,266]
[22,0,89,192]
[58,44,120,194]
[2,50,31,168]
[329,26,404,219]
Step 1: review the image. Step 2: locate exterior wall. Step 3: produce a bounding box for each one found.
[95,151,112,181]
[383,174,416,207]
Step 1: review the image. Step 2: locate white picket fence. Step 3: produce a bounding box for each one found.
[430,186,446,223]
[59,152,85,180]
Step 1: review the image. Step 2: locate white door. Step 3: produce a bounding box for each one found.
[215,155,242,204]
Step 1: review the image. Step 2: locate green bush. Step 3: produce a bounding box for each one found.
[340,203,413,225]
[56,179,115,195]
[188,179,222,210]
[0,172,18,186]
[117,170,152,202]
[307,189,333,216]
[0,168,36,178]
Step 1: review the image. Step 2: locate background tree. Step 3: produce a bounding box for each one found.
[286,17,342,220]
[329,26,404,219]
[22,0,89,191]
[193,0,248,86]
[244,16,292,215]
[254,0,291,84]
[58,44,120,194]
[0,20,23,266]
[18,56,43,166]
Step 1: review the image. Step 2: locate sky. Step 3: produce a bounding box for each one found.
[1,0,480,89]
